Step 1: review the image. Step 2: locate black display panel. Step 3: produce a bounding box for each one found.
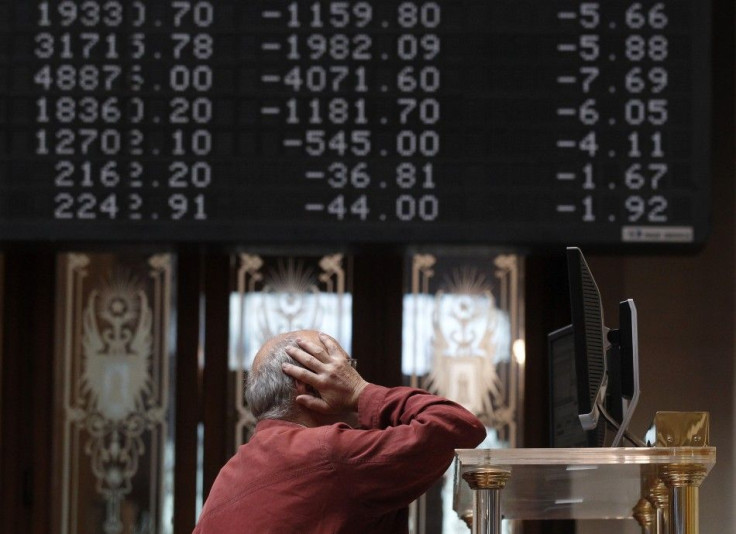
[0,1,711,243]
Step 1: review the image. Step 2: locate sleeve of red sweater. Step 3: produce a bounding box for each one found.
[324,383,486,514]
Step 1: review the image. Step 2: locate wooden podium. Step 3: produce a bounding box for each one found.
[453,414,715,534]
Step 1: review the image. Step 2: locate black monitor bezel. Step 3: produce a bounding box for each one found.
[566,246,608,431]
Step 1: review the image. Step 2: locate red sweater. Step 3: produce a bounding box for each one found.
[193,384,486,534]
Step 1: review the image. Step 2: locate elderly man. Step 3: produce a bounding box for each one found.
[194,330,486,533]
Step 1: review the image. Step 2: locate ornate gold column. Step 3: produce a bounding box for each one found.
[462,468,511,534]
[654,411,710,534]
[658,464,707,534]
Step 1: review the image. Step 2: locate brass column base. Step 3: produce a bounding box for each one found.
[462,468,512,491]
[659,464,707,534]
[462,469,511,534]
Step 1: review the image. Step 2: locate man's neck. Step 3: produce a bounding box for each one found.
[283,410,359,428]
[282,411,319,428]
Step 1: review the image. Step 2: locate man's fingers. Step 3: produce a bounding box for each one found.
[318,332,342,357]
[281,362,319,387]
[295,337,331,363]
[319,333,354,368]
[285,344,324,370]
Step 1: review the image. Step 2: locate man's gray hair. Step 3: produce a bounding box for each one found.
[245,337,303,421]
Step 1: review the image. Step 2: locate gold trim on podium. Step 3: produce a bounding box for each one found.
[462,468,511,534]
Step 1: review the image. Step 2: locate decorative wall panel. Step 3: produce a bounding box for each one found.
[229,253,352,449]
[54,253,175,534]
[403,250,524,534]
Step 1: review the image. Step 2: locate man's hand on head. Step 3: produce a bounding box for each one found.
[282,333,369,416]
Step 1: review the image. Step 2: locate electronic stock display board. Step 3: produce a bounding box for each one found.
[0,1,711,244]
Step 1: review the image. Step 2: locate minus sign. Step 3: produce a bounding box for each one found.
[261,75,281,83]
[557,11,577,20]
[306,171,325,179]
[284,139,303,147]
[557,205,576,213]
[261,107,280,115]
[261,43,282,51]
[557,44,578,52]
[557,76,577,84]
[262,10,282,18]
[305,203,324,211]
[556,173,576,181]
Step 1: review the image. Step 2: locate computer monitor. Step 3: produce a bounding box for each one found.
[549,247,642,447]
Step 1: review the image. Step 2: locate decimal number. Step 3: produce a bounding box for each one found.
[324,194,440,222]
[53,192,207,220]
